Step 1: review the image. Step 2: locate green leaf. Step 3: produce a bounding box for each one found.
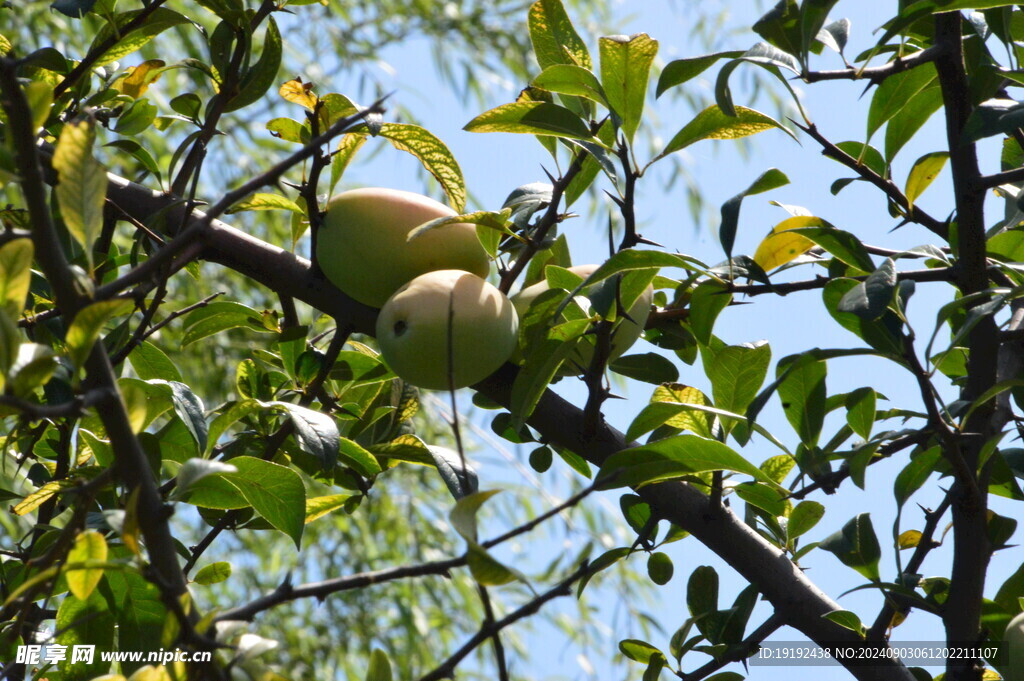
[65,299,135,368]
[465,101,595,141]
[845,387,876,440]
[376,123,466,213]
[819,513,881,581]
[822,609,865,635]
[647,552,674,585]
[225,456,306,548]
[366,649,393,681]
[628,384,716,441]
[0,238,33,319]
[305,494,353,523]
[224,16,282,112]
[270,401,340,472]
[619,639,664,664]
[153,380,208,453]
[609,353,679,384]
[66,530,107,599]
[532,64,608,107]
[656,51,744,97]
[788,500,825,540]
[788,226,876,273]
[894,446,942,510]
[89,8,191,66]
[706,342,772,421]
[867,63,938,141]
[777,356,827,447]
[597,434,775,490]
[174,459,243,507]
[718,168,790,259]
[337,436,382,478]
[56,591,114,681]
[227,192,303,214]
[885,84,943,161]
[837,259,898,320]
[905,151,949,208]
[52,120,106,267]
[687,565,718,620]
[822,279,903,357]
[128,342,183,383]
[599,33,658,141]
[528,0,591,70]
[193,561,232,585]
[267,117,308,144]
[181,301,275,346]
[407,209,512,242]
[659,105,794,159]
[329,133,367,194]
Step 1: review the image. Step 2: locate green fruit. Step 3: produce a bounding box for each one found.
[511,264,653,374]
[1006,611,1024,681]
[316,188,490,308]
[376,270,519,390]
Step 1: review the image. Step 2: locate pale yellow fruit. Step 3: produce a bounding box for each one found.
[511,264,653,374]
[1005,611,1024,681]
[376,270,519,390]
[316,188,490,308]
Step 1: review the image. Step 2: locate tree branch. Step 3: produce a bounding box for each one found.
[801,45,944,84]
[95,164,917,681]
[794,121,948,239]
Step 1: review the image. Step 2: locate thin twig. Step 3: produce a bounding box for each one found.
[801,45,944,84]
[678,613,785,680]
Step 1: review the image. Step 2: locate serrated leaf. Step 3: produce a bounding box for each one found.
[465,101,594,141]
[53,120,106,266]
[599,33,658,141]
[65,299,135,368]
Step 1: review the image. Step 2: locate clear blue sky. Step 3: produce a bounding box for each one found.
[299,2,1017,679]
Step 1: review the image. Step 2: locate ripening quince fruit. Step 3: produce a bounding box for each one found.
[316,188,490,308]
[376,269,519,390]
[511,264,653,374]
[1005,611,1024,681]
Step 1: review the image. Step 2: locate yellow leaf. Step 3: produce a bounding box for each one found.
[897,529,922,549]
[279,78,317,110]
[13,480,75,515]
[122,486,142,556]
[652,383,715,438]
[66,530,108,599]
[753,216,819,271]
[905,151,949,209]
[115,59,166,99]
